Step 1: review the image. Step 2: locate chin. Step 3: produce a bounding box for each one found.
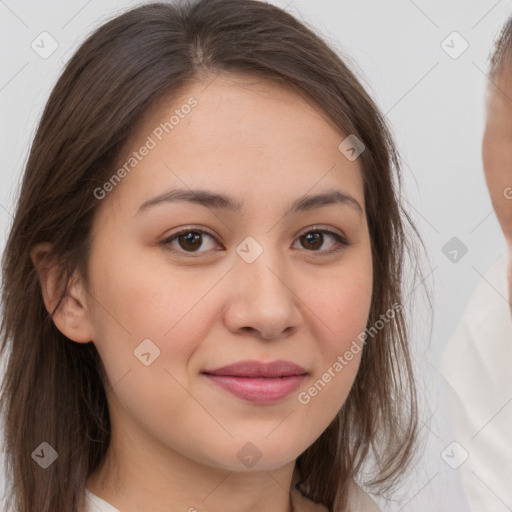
[195,441,302,473]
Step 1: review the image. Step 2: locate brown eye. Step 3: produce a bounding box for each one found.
[294,229,348,254]
[161,226,348,257]
[177,231,203,252]
[300,231,324,250]
[162,229,219,254]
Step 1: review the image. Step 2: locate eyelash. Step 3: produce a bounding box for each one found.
[160,225,350,257]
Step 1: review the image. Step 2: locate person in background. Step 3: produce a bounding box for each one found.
[440,13,512,512]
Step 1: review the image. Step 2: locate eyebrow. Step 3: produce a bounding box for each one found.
[136,188,363,217]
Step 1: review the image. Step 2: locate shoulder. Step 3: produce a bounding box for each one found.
[440,254,512,393]
[343,481,382,512]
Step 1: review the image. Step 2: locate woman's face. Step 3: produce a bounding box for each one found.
[84,73,373,472]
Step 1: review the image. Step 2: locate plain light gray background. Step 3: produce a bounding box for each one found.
[0,0,509,511]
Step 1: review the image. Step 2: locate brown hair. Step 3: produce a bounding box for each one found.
[488,13,512,80]
[0,1,424,510]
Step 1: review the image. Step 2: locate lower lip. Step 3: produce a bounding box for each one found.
[203,374,307,403]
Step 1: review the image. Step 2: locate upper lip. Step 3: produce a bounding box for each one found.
[202,360,307,378]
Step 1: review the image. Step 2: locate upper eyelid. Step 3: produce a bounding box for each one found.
[162,224,347,250]
[164,224,345,241]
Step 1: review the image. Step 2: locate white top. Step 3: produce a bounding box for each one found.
[84,488,120,512]
[439,255,512,511]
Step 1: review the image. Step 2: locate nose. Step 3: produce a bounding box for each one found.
[223,240,302,341]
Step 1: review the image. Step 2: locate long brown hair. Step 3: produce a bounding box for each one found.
[0,1,424,510]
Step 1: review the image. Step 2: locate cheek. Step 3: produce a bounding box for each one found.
[89,238,210,340]
[321,278,372,331]
[87,251,242,429]
[308,255,373,352]
[87,254,212,427]
[296,253,372,409]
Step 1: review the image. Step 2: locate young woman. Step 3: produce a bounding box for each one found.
[0,1,422,511]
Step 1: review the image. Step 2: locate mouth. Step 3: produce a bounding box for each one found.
[201,360,308,404]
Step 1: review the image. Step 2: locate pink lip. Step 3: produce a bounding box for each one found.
[202,360,307,403]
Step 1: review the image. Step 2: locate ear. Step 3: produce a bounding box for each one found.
[30,242,94,343]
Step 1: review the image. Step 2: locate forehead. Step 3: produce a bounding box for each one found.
[101,73,366,219]
[147,73,347,145]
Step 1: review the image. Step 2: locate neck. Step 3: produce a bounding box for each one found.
[86,421,303,512]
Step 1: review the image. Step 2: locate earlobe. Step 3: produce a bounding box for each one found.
[30,242,94,344]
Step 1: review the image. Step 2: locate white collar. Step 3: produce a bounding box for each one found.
[84,488,120,512]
